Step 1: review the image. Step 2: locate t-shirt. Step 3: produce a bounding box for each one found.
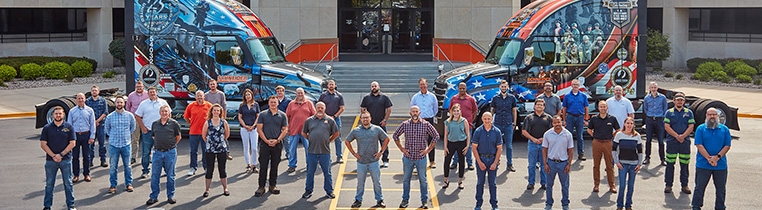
[523,112,553,140]
[491,93,517,126]
[345,124,388,164]
[183,101,212,135]
[257,109,288,140]
[694,123,732,170]
[205,90,226,110]
[135,98,169,130]
[612,132,643,166]
[542,128,574,160]
[319,90,345,116]
[606,97,634,129]
[664,107,695,141]
[563,91,588,115]
[472,125,502,155]
[40,122,76,161]
[444,118,467,142]
[302,116,339,154]
[588,114,620,140]
[151,119,181,151]
[286,100,315,136]
[360,92,393,125]
[238,103,260,126]
[537,93,563,116]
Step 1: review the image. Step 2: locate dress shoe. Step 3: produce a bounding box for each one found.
[664,186,672,193]
[72,176,79,183]
[145,198,158,205]
[351,200,362,208]
[287,167,296,173]
[578,154,587,161]
[526,184,534,190]
[399,200,409,208]
[302,190,312,199]
[84,176,92,182]
[167,198,176,204]
[269,186,280,194]
[254,187,265,197]
[100,162,108,167]
[681,186,692,194]
[539,185,547,190]
[125,185,134,192]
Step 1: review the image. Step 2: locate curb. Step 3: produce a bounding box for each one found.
[738,113,762,119]
[0,112,35,119]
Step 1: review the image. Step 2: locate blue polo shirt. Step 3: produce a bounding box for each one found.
[694,124,731,170]
[40,122,76,161]
[663,107,695,141]
[563,91,588,115]
[471,125,502,155]
[491,93,517,126]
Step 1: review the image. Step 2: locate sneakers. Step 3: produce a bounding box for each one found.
[544,205,552,210]
[130,158,136,165]
[108,187,116,193]
[351,200,362,208]
[269,186,280,194]
[167,198,176,204]
[254,187,266,197]
[399,200,409,208]
[100,162,108,168]
[643,157,650,165]
[429,162,436,169]
[526,184,534,190]
[372,200,386,208]
[337,158,344,163]
[468,165,475,171]
[302,190,312,199]
[578,154,587,161]
[507,164,516,172]
[661,161,667,166]
[187,168,196,176]
[382,162,389,168]
[681,186,692,194]
[287,167,296,173]
[664,186,672,193]
[419,203,428,209]
[326,192,336,199]
[140,172,149,179]
[539,185,547,190]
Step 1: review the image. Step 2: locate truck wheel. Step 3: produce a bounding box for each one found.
[42,97,76,125]
[695,100,730,126]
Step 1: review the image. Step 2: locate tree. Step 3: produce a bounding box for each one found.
[646,28,671,64]
[109,38,126,65]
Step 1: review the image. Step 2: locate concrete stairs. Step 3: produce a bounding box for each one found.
[314,61,467,93]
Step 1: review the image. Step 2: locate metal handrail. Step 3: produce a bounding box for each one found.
[433,44,456,71]
[468,39,488,56]
[284,40,304,54]
[313,43,338,74]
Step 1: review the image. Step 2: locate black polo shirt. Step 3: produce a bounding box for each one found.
[360,92,393,125]
[257,109,288,140]
[588,114,620,140]
[151,118,181,151]
[522,112,553,139]
[40,122,76,161]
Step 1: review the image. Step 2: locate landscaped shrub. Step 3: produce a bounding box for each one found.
[664,72,674,78]
[695,62,722,82]
[724,60,747,76]
[109,38,126,65]
[43,61,73,79]
[734,65,757,77]
[0,56,96,75]
[0,65,17,81]
[757,63,762,75]
[736,74,753,83]
[102,71,115,78]
[755,79,762,85]
[676,74,684,80]
[711,70,730,83]
[71,60,93,77]
[19,63,44,80]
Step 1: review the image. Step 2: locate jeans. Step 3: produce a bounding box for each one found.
[527,142,547,186]
[240,128,259,166]
[355,161,383,202]
[546,159,570,207]
[306,153,333,193]
[44,159,74,208]
[189,135,207,170]
[131,128,141,161]
[566,114,585,155]
[72,132,91,176]
[334,117,343,160]
[288,134,309,168]
[259,142,282,187]
[108,145,133,187]
[617,163,637,208]
[140,131,154,174]
[592,140,615,188]
[665,139,691,187]
[692,168,727,210]
[443,141,466,178]
[89,125,107,163]
[645,117,666,161]
[377,125,389,163]
[475,157,498,209]
[402,156,429,203]
[150,148,177,200]
[204,152,228,179]
[496,124,514,165]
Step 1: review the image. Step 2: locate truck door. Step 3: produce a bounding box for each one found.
[211,37,261,99]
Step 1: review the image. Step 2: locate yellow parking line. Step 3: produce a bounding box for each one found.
[343,172,405,175]
[338,188,420,192]
[329,115,360,210]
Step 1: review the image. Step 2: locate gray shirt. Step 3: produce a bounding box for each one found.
[206,90,226,110]
[542,128,574,161]
[302,115,339,154]
[537,93,563,116]
[345,124,388,164]
[151,119,181,151]
[257,109,288,140]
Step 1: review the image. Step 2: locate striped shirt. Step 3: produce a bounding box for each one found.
[612,132,643,165]
[104,110,136,148]
[67,105,96,138]
[393,119,439,160]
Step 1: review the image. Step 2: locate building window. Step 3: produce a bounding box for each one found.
[688,8,762,43]
[0,8,87,43]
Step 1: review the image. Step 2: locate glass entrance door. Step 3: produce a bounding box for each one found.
[391,9,433,52]
[339,9,382,53]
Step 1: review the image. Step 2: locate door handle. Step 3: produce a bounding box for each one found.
[410,31,413,37]
[357,31,360,37]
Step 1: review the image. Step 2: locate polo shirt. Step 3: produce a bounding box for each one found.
[286,100,315,136]
[151,118,181,151]
[588,114,620,140]
[563,91,588,115]
[126,90,149,113]
[237,103,260,126]
[86,96,109,123]
[694,123,732,170]
[302,116,339,154]
[40,122,76,160]
[345,124,388,164]
[135,98,169,130]
[471,125,502,155]
[319,90,345,116]
[449,95,478,127]
[68,105,96,139]
[523,112,553,139]
[643,93,668,117]
[278,97,292,112]
[104,110,136,148]
[205,90,226,110]
[183,101,212,135]
[606,97,634,128]
[410,91,438,119]
[257,109,288,140]
[542,128,574,161]
[491,93,517,126]
[360,92,393,125]
[392,119,439,160]
[537,93,563,116]
[663,107,695,141]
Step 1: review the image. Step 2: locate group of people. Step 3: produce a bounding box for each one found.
[40,78,732,210]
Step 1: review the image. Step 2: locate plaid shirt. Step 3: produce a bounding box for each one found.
[104,110,136,148]
[393,119,439,160]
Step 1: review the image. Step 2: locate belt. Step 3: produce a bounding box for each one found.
[647,116,664,120]
[479,154,495,158]
[155,147,176,152]
[76,131,90,135]
[594,138,612,142]
[568,113,583,117]
[548,158,567,162]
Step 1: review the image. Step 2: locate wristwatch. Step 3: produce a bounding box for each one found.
[716,154,722,158]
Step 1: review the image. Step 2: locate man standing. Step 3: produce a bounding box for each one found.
[104,97,137,193]
[522,99,552,191]
[345,111,390,208]
[606,85,635,131]
[410,78,438,168]
[275,85,292,159]
[135,87,169,178]
[643,82,668,165]
[86,85,109,168]
[450,82,477,170]
[692,108,731,210]
[537,82,563,116]
[68,93,96,183]
[205,79,231,160]
[562,79,589,160]
[490,80,517,172]
[255,96,289,197]
[146,105,182,205]
[285,88,316,173]
[183,91,212,176]
[472,112,503,210]
[360,81,393,168]
[319,79,346,163]
[40,106,77,210]
[301,102,340,199]
[393,106,439,209]
[587,101,619,193]
[126,81,149,164]
[664,92,695,194]
[543,116,574,210]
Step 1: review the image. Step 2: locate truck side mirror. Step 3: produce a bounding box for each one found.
[523,46,534,66]
[281,43,287,53]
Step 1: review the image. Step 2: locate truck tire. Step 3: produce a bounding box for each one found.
[41,97,76,125]
[694,100,731,127]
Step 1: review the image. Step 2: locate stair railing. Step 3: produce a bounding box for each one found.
[433,44,456,74]
[314,43,339,76]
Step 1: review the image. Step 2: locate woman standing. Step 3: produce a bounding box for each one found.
[202,104,231,197]
[612,117,643,210]
[442,103,470,189]
[238,89,260,173]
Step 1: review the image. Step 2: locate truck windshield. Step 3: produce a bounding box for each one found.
[484,39,522,66]
[247,38,286,64]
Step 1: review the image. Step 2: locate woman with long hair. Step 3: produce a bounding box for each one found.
[202,104,231,197]
[612,117,643,210]
[442,103,470,189]
[238,89,260,173]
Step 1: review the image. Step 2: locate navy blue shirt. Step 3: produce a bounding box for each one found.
[472,125,502,155]
[319,90,345,116]
[238,103,260,126]
[563,91,589,115]
[40,122,76,161]
[277,97,292,113]
[491,93,517,126]
[664,107,695,141]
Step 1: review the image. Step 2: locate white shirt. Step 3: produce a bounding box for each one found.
[135,98,169,130]
[606,96,634,129]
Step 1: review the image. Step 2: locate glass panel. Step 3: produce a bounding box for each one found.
[340,0,381,8]
[484,39,522,66]
[359,10,381,51]
[246,38,287,64]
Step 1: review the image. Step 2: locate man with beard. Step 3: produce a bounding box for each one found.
[40,106,77,210]
[86,86,109,168]
[543,116,574,210]
[490,80,517,172]
[450,82,477,170]
[69,93,96,183]
[126,81,149,164]
[104,97,137,193]
[537,82,563,117]
[393,106,439,209]
[301,102,340,199]
[663,92,695,194]
[319,79,346,163]
[146,105,182,206]
[691,108,731,210]
[360,81,393,168]
[345,111,390,208]
[285,88,316,173]
[522,99,552,191]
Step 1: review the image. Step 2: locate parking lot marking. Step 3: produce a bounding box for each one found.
[328,115,360,210]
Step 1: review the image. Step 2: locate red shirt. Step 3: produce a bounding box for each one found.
[286,100,315,136]
[183,101,212,135]
[450,95,478,127]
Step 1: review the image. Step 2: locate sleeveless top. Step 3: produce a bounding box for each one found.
[205,119,228,153]
[445,118,467,142]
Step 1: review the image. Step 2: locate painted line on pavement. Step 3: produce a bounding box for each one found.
[329,115,360,210]
[738,113,762,119]
[0,112,35,119]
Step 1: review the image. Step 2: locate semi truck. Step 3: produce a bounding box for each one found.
[35,0,328,130]
[432,0,740,135]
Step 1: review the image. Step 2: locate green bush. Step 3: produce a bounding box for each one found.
[687,58,726,72]
[109,38,126,65]
[19,63,44,80]
[757,63,762,75]
[0,80,5,87]
[0,65,17,81]
[646,28,672,64]
[0,56,96,76]
[711,70,730,83]
[755,79,762,85]
[695,62,722,82]
[102,71,115,78]
[676,74,684,80]
[724,60,748,76]
[734,65,757,77]
[71,60,93,77]
[736,74,753,83]
[43,61,73,79]
[664,72,674,78]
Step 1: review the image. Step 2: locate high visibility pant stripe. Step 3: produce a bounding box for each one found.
[678,153,691,164]
[666,153,678,163]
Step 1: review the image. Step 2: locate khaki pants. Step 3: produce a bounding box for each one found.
[592,139,615,189]
[131,128,141,161]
